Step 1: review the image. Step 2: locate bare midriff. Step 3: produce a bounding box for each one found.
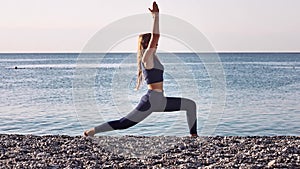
[147,81,163,92]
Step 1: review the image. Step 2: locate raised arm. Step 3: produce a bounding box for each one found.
[142,2,160,67]
[148,2,160,48]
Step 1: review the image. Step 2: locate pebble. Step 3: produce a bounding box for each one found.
[268,159,276,167]
[0,134,299,168]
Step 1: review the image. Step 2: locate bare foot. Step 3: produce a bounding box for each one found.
[191,134,198,138]
[83,128,95,137]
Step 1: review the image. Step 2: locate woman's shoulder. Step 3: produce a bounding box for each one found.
[142,47,160,67]
[141,60,154,70]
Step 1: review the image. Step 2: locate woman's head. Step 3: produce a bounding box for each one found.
[138,33,151,50]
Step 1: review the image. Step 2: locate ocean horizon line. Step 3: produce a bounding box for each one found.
[0,51,300,54]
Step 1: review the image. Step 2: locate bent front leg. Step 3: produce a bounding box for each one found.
[164,97,198,135]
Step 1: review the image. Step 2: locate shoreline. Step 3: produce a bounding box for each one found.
[0,134,299,168]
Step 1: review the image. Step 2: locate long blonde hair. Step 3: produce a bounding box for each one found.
[135,33,151,90]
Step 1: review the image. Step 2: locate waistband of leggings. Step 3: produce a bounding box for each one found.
[147,89,164,94]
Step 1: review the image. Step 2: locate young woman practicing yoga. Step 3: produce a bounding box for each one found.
[84,1,198,137]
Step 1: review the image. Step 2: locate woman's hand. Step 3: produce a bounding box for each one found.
[148,1,159,14]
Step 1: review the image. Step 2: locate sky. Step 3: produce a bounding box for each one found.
[0,0,299,52]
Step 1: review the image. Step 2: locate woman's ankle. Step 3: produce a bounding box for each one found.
[191,133,198,137]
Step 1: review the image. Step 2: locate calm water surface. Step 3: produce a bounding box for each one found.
[0,53,299,136]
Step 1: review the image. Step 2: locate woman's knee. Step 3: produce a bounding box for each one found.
[181,98,196,111]
[188,99,197,111]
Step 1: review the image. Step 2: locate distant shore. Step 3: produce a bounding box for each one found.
[0,134,299,168]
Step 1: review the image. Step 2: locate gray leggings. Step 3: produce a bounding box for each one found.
[95,90,197,134]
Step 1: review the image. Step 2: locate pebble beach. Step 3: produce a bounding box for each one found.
[0,134,299,168]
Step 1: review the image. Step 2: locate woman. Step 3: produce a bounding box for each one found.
[84,1,198,137]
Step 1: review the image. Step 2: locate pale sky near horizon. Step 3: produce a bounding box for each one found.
[0,0,299,52]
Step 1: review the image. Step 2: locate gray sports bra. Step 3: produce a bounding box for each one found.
[141,55,164,84]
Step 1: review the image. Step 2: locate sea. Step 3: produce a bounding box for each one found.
[0,53,299,136]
